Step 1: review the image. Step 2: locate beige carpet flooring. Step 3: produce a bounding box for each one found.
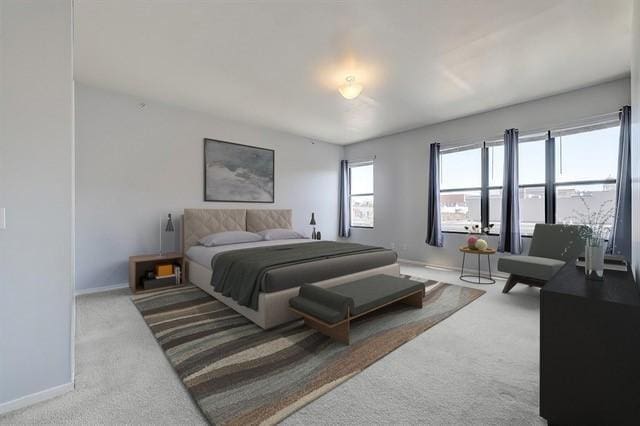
[0,264,544,425]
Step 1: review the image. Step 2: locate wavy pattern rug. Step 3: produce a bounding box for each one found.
[131,277,484,425]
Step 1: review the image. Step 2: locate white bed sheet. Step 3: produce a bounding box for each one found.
[185,238,315,269]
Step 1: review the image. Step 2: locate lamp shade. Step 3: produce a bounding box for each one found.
[309,212,316,226]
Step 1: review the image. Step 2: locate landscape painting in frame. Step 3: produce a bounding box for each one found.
[204,138,274,202]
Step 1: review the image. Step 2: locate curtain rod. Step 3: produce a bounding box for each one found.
[440,109,622,154]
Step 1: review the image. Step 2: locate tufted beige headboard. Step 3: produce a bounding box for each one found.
[182,208,293,252]
[182,209,246,251]
[246,209,292,233]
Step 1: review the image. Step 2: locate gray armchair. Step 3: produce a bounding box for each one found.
[498,224,587,294]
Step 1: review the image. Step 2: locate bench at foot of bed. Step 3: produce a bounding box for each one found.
[288,274,425,344]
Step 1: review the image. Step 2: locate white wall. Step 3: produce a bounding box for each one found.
[75,83,343,292]
[0,0,74,409]
[344,78,631,273]
[632,0,640,280]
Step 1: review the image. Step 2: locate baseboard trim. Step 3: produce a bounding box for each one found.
[0,382,74,416]
[75,282,128,296]
[398,258,433,267]
[399,258,461,271]
[398,258,509,279]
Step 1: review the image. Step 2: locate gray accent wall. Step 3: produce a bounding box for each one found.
[75,83,344,292]
[0,0,74,407]
[344,78,631,273]
[632,0,640,281]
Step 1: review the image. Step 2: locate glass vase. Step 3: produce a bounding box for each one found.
[584,238,605,281]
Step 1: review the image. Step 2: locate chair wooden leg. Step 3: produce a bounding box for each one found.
[502,275,518,294]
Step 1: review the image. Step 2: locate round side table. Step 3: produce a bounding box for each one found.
[458,245,496,284]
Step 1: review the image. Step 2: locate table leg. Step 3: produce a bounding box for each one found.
[460,250,496,285]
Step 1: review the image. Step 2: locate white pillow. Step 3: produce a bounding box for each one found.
[198,231,262,247]
[258,228,304,241]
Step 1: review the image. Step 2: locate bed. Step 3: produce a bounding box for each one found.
[182,208,400,329]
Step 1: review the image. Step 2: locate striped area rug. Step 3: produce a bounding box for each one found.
[131,277,484,425]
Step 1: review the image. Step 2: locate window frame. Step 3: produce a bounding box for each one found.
[439,147,483,233]
[439,124,619,237]
[486,138,547,237]
[551,127,619,227]
[348,161,374,229]
[439,187,483,233]
[486,183,547,237]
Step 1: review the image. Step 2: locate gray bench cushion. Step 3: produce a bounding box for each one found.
[290,274,424,324]
[498,255,565,281]
[290,285,353,323]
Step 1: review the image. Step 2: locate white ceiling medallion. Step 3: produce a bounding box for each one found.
[338,75,363,100]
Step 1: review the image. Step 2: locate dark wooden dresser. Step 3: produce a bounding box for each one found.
[540,262,640,425]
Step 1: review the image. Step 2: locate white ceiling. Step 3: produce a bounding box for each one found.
[74,0,632,145]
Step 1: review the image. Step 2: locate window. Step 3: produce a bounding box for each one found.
[488,139,546,235]
[555,127,619,183]
[349,162,374,228]
[438,122,620,238]
[556,183,616,228]
[440,149,482,190]
[554,126,619,237]
[439,148,482,232]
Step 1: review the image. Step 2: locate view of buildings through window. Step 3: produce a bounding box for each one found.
[440,148,482,231]
[554,128,618,231]
[349,162,374,228]
[439,126,619,236]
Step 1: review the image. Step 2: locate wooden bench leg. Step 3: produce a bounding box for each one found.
[303,317,350,345]
[400,290,424,308]
[293,289,425,345]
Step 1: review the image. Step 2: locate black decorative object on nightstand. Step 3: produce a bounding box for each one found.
[310,212,317,240]
[540,261,640,424]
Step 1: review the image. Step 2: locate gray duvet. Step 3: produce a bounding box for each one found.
[209,241,397,310]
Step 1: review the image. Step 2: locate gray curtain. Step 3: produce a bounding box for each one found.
[607,106,631,259]
[498,129,523,254]
[426,143,443,247]
[338,160,351,238]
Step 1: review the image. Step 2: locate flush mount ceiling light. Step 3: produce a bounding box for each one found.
[338,75,363,100]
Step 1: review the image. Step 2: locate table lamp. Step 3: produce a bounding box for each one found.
[310,212,317,240]
[160,213,175,254]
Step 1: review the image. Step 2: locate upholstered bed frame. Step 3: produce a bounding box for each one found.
[182,208,400,329]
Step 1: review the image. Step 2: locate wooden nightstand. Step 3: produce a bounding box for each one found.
[128,252,184,294]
